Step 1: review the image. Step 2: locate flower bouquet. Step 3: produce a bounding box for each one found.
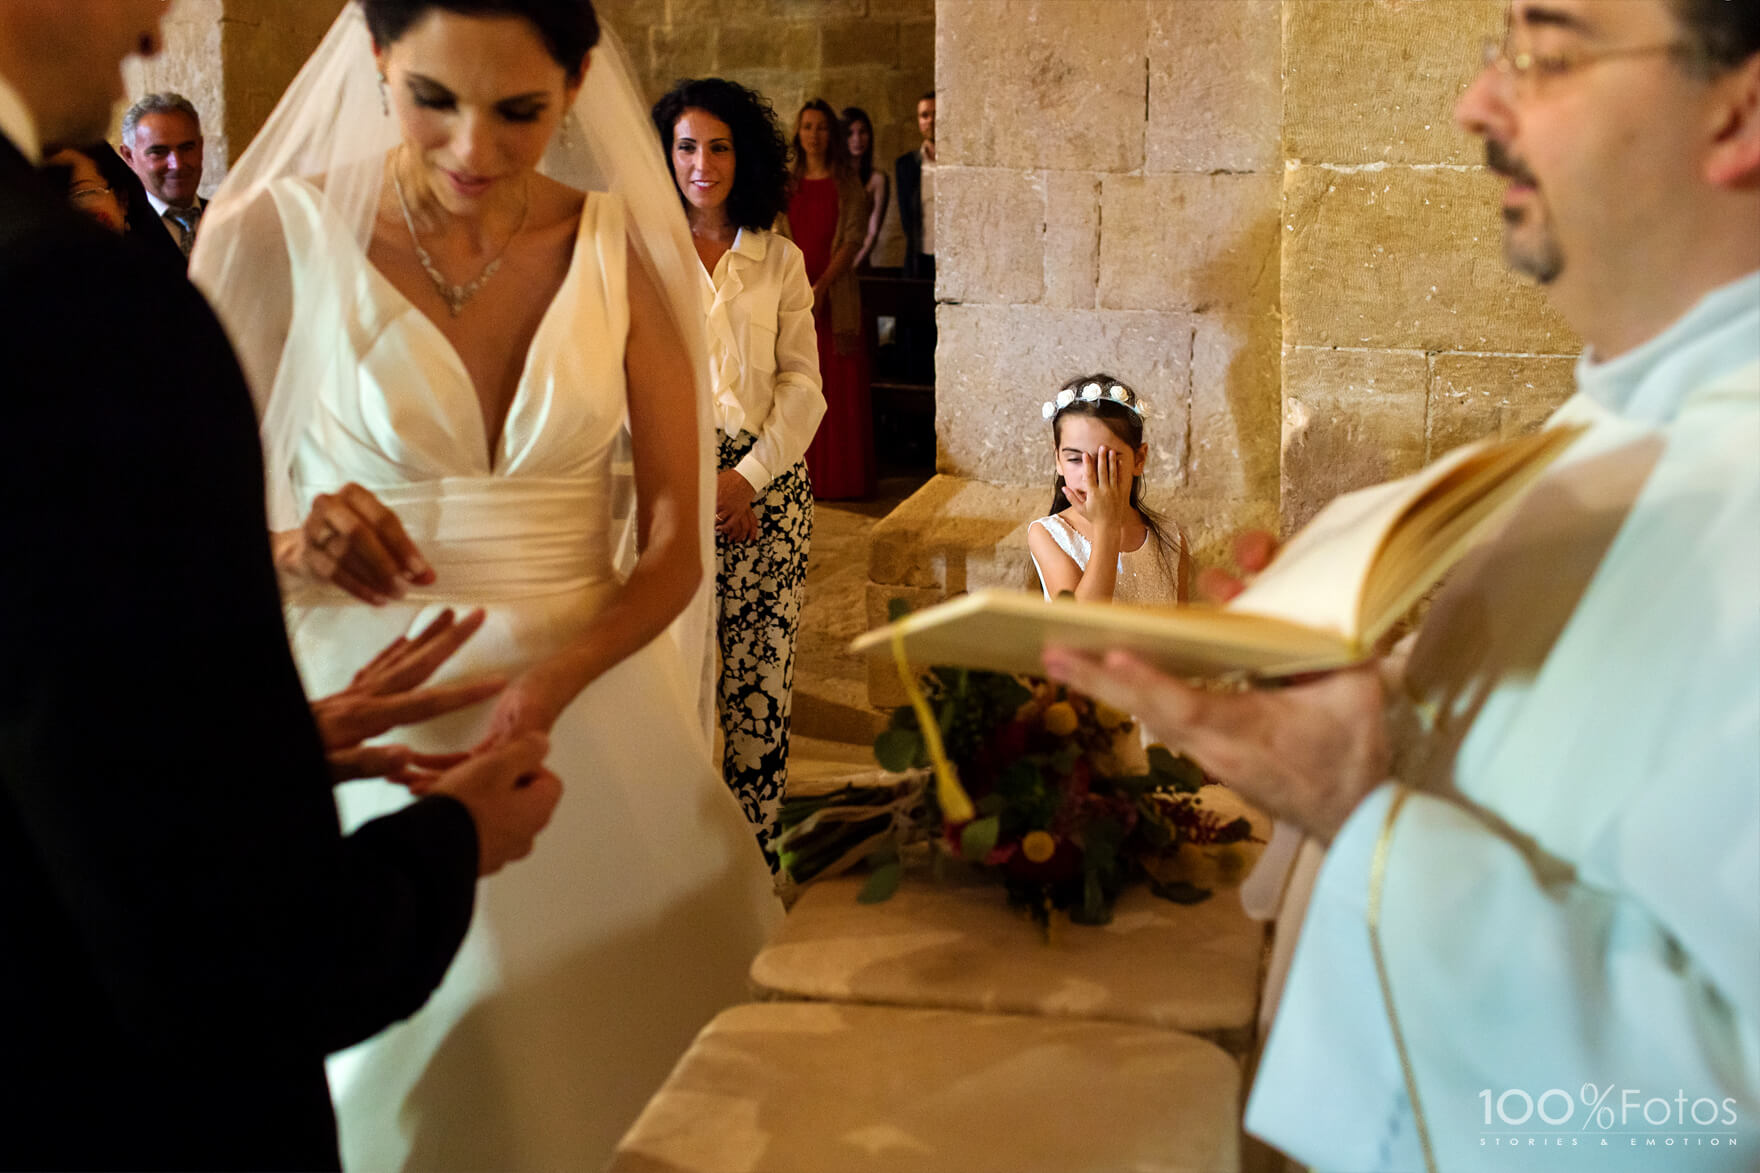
[776,649,1255,930]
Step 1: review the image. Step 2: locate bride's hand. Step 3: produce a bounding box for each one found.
[292,482,435,604]
[474,664,575,752]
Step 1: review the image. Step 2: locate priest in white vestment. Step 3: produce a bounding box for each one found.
[1046,2,1760,1169]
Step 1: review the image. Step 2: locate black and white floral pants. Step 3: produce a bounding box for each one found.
[716,431,813,856]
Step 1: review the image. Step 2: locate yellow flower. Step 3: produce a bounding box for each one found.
[1022,830,1057,863]
[1042,701,1078,737]
[1093,701,1129,730]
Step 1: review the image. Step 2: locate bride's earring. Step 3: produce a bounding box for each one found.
[378,73,389,117]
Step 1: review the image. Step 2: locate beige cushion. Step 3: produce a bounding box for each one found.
[609,1001,1241,1173]
[750,873,1264,1048]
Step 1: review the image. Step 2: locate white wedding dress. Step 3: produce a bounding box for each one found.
[268,178,783,1171]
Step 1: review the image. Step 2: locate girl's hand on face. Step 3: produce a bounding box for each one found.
[1082,447,1133,535]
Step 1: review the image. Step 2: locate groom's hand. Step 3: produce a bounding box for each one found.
[430,733,561,876]
[313,608,506,786]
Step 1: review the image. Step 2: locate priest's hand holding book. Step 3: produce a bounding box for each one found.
[1042,533,1391,846]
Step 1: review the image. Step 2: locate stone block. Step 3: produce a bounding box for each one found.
[877,0,938,20]
[1161,494,1283,582]
[1098,173,1280,314]
[939,0,1147,172]
[868,475,1045,591]
[664,0,723,24]
[718,22,818,73]
[595,0,658,37]
[807,66,898,119]
[822,19,898,70]
[866,476,1045,707]
[865,582,954,708]
[897,20,936,83]
[1283,165,1578,353]
[1042,171,1100,309]
[1280,347,1430,529]
[764,0,869,17]
[936,305,1195,485]
[935,167,1045,306]
[1147,0,1280,173]
[725,70,806,125]
[647,23,718,79]
[1428,353,1578,458]
[1284,0,1501,166]
[1188,313,1282,504]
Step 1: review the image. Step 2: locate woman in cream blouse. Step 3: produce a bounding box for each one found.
[654,78,826,859]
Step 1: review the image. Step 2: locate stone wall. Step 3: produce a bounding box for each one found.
[1279,0,1578,526]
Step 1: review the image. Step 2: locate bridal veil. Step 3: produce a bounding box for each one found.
[190,1,718,737]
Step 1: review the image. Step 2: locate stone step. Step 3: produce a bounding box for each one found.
[790,686,890,747]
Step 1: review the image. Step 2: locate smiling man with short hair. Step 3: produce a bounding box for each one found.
[119,91,206,258]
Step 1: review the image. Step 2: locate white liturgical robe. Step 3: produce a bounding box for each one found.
[1247,271,1760,1172]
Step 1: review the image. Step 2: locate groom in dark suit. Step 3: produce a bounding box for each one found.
[0,3,561,1169]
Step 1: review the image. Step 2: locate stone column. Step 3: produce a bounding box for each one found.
[867,0,1285,706]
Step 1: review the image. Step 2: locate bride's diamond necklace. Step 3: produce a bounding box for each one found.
[391,157,530,317]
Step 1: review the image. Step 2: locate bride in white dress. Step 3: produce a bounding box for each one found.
[192,3,782,1169]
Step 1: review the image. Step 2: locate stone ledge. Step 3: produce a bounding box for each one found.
[865,475,1044,707]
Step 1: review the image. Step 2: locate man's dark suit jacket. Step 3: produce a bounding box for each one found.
[894,147,931,279]
[0,134,479,1172]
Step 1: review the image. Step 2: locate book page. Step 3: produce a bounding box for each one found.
[851,589,1353,679]
[1223,438,1498,640]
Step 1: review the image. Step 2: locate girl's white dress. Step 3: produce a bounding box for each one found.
[269,179,782,1172]
[1027,512,1182,604]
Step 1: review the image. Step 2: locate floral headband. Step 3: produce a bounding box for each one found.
[1042,381,1147,421]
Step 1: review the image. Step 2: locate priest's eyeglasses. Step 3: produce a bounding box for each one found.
[69,184,114,206]
[1480,35,1698,92]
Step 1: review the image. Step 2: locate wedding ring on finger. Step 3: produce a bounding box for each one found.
[311,520,342,552]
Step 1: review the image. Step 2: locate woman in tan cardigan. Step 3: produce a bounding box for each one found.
[786,98,874,500]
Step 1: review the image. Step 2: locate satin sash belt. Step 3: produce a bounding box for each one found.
[306,476,615,602]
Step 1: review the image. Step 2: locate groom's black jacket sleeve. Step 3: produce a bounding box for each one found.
[0,137,479,1172]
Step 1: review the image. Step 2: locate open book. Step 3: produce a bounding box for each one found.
[853,423,1585,679]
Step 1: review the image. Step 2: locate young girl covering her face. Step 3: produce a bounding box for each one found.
[1026,373,1189,604]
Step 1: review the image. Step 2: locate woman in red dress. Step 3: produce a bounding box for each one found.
[787,99,874,500]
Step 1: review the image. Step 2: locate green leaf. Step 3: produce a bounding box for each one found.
[1147,745,1205,793]
[936,697,957,737]
[887,597,913,623]
[1050,743,1083,774]
[960,815,1001,862]
[1084,817,1123,872]
[1079,869,1109,923]
[858,860,903,903]
[1148,878,1213,905]
[1109,772,1156,797]
[1136,801,1174,849]
[875,727,922,772]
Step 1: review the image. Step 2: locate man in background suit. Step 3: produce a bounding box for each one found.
[893,90,936,280]
[119,91,207,261]
[0,2,561,1168]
